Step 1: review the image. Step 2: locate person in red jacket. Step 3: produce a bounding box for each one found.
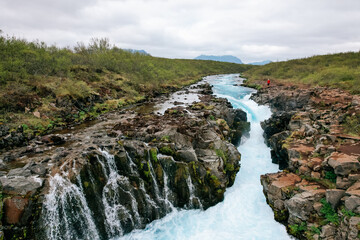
[267,79,270,86]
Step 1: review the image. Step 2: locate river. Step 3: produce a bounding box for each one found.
[116,74,291,240]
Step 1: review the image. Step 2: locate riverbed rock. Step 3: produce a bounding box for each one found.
[0,176,43,195]
[4,196,29,225]
[256,83,360,239]
[326,189,345,209]
[320,224,336,238]
[2,81,253,239]
[327,152,360,176]
[285,192,314,222]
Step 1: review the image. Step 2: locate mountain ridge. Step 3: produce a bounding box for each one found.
[195,55,243,64]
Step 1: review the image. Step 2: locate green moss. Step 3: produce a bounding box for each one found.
[207,171,222,189]
[160,135,170,142]
[149,148,158,163]
[274,209,289,222]
[215,149,227,164]
[159,146,175,156]
[225,163,234,172]
[174,164,187,184]
[144,169,150,179]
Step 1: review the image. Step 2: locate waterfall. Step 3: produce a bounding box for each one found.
[147,153,162,200]
[116,74,291,240]
[41,74,291,240]
[42,174,100,240]
[42,147,190,239]
[162,167,175,211]
[186,174,203,209]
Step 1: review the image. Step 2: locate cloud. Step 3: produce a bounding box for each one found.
[1,0,359,62]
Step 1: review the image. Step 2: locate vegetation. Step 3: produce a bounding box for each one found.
[288,222,307,237]
[0,31,251,141]
[243,51,360,94]
[342,113,360,136]
[320,198,339,225]
[324,170,337,183]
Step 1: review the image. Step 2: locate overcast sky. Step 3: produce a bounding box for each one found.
[1,0,360,63]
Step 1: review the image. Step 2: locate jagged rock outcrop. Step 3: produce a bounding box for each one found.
[0,83,249,239]
[256,84,360,240]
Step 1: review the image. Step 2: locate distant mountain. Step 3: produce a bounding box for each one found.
[124,49,150,55]
[248,60,272,65]
[194,55,243,64]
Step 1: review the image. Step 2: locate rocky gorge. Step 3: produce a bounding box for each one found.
[0,81,249,239]
[252,82,360,239]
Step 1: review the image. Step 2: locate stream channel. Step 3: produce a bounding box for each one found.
[116,74,292,239]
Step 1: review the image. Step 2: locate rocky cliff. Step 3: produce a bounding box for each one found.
[253,83,360,239]
[0,83,249,239]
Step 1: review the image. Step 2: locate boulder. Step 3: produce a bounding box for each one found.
[4,196,29,225]
[320,224,336,238]
[336,176,353,189]
[41,134,66,145]
[327,152,360,176]
[7,168,32,177]
[29,164,47,176]
[285,192,313,221]
[0,176,43,195]
[262,173,302,204]
[345,196,360,212]
[176,149,198,162]
[261,111,293,140]
[348,217,360,240]
[325,189,345,209]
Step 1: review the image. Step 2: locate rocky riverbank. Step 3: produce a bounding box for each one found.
[0,82,249,239]
[252,82,360,239]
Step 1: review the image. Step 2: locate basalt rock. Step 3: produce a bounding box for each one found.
[0,81,249,239]
[256,85,360,239]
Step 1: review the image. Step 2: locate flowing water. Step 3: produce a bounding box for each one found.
[42,74,291,240]
[116,74,291,240]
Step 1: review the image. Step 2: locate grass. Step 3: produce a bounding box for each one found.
[243,51,360,94]
[342,113,360,136]
[0,32,252,138]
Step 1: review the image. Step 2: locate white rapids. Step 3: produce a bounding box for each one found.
[116,74,291,240]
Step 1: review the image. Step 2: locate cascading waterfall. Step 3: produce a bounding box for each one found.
[41,147,202,239]
[116,74,291,240]
[41,74,291,240]
[42,174,100,240]
[146,152,162,200]
[158,154,176,211]
[186,174,203,209]
[98,149,137,236]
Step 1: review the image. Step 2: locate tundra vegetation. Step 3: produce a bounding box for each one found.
[243,51,360,94]
[0,31,251,141]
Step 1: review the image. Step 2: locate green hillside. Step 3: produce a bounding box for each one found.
[0,33,251,137]
[243,51,360,94]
